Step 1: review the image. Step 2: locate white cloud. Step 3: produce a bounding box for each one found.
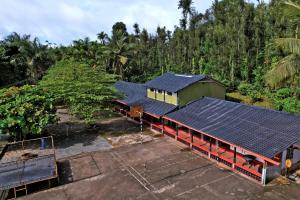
[0,0,215,45]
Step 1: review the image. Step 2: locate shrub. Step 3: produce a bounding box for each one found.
[275,88,292,99]
[296,88,300,100]
[0,85,57,140]
[248,89,263,102]
[238,83,252,96]
[282,98,300,116]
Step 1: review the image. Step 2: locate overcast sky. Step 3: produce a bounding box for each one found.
[0,0,216,45]
[0,0,261,45]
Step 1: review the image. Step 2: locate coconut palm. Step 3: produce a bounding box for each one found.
[102,31,136,80]
[266,1,300,88]
[178,0,194,30]
[97,31,108,45]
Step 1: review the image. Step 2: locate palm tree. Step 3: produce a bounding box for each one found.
[97,31,108,45]
[178,0,194,30]
[266,1,300,88]
[102,32,136,80]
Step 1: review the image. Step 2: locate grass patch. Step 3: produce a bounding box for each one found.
[226,92,274,109]
[226,92,253,104]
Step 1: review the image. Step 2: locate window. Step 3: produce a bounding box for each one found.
[150,88,154,92]
[167,92,172,96]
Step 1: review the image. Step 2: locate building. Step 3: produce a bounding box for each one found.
[115,73,225,130]
[146,72,225,106]
[0,137,58,199]
[114,73,300,185]
[163,97,300,184]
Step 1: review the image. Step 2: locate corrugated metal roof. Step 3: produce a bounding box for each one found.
[145,72,206,92]
[115,81,146,105]
[166,97,300,159]
[0,155,56,190]
[115,81,177,117]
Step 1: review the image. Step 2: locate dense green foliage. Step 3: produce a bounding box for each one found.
[272,87,300,115]
[39,60,119,123]
[0,85,57,139]
[0,33,57,87]
[59,0,299,89]
[0,0,299,138]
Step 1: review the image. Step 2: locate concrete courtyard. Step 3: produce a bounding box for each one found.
[19,137,267,200]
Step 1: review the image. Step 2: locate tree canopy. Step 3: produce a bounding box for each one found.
[0,0,300,139]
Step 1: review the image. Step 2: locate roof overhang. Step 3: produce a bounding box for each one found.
[163,116,280,166]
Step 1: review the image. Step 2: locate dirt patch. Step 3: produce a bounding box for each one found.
[107,133,153,147]
[46,108,156,158]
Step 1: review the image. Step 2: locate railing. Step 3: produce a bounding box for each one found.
[163,130,262,183]
[193,145,209,156]
[151,123,163,133]
[163,126,176,136]
[118,110,263,183]
[210,153,233,168]
[177,135,191,144]
[234,163,262,181]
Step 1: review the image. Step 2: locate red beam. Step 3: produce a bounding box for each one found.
[163,116,280,166]
[115,100,128,105]
[144,111,160,119]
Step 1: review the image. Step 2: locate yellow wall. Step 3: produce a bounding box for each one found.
[156,90,165,101]
[165,92,177,105]
[146,79,225,107]
[147,89,156,99]
[178,81,225,106]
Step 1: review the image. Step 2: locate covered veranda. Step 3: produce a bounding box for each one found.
[162,117,281,184]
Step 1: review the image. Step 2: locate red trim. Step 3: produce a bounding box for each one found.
[178,135,191,143]
[193,143,209,153]
[163,116,280,166]
[151,123,162,129]
[144,111,160,119]
[164,126,176,136]
[115,100,128,105]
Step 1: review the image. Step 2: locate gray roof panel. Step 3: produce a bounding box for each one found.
[166,97,300,159]
[145,72,206,92]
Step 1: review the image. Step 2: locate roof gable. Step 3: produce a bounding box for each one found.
[145,72,206,92]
